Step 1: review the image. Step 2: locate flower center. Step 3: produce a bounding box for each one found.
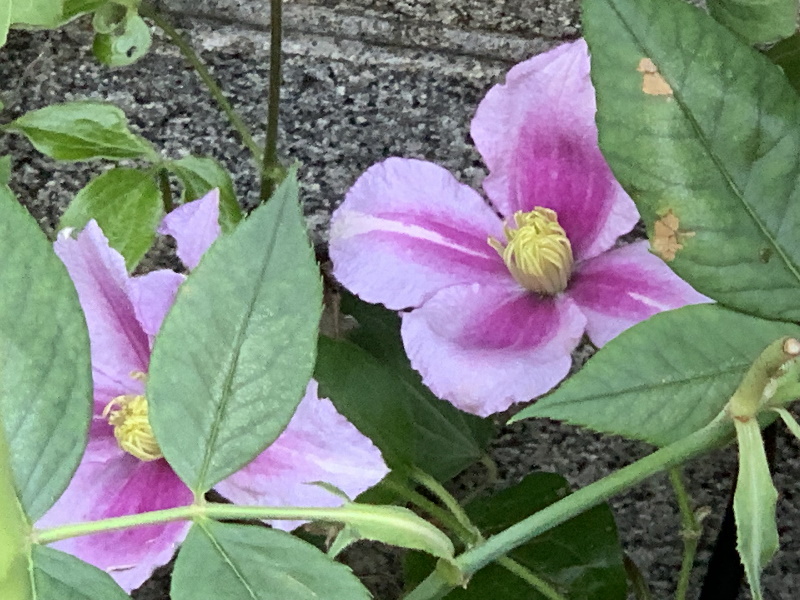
[103,395,162,462]
[488,208,574,295]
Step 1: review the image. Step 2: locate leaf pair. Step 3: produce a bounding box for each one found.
[5,102,243,270]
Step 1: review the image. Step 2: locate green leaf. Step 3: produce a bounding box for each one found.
[733,419,779,600]
[0,2,11,48]
[513,305,800,446]
[0,421,31,600]
[172,521,370,600]
[707,0,796,45]
[148,171,322,493]
[316,335,492,482]
[0,189,92,520]
[90,2,125,34]
[585,0,800,322]
[29,546,128,600]
[5,101,156,161]
[773,407,800,440]
[766,33,800,93]
[92,13,152,67]
[168,156,243,233]
[10,0,63,28]
[0,156,11,186]
[406,473,626,600]
[62,0,108,22]
[60,168,162,271]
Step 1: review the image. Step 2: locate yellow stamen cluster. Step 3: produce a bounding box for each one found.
[488,208,574,295]
[103,395,163,462]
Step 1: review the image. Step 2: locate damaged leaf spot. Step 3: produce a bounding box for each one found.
[652,209,694,262]
[637,58,673,96]
[759,247,773,263]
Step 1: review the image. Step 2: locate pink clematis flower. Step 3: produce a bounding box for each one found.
[37,191,388,592]
[329,40,709,417]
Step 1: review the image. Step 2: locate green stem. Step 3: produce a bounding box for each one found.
[669,468,701,600]
[410,468,481,544]
[496,556,567,600]
[138,2,262,163]
[403,413,734,600]
[157,168,174,212]
[34,503,429,546]
[259,0,284,202]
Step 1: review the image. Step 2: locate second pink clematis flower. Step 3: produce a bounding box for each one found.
[37,191,388,592]
[329,40,709,417]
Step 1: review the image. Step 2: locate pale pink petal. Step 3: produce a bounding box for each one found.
[158,189,221,270]
[55,222,149,404]
[330,158,508,310]
[401,282,587,416]
[126,270,185,346]
[568,241,712,347]
[216,381,388,532]
[472,39,639,260]
[36,437,193,593]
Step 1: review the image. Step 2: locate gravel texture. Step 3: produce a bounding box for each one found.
[1,2,799,599]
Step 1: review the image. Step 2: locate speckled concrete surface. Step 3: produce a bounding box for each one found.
[1,2,798,599]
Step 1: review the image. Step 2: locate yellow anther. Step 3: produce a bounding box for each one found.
[102,395,163,462]
[488,208,574,295]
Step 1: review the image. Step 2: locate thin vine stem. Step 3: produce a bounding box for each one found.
[669,468,701,600]
[403,413,735,600]
[496,556,567,600]
[383,476,475,544]
[259,0,284,202]
[409,467,480,543]
[157,168,174,212]
[139,2,263,163]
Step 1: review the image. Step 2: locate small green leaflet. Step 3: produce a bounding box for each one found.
[733,419,779,600]
[29,546,129,600]
[5,102,157,162]
[60,168,162,272]
[168,155,243,233]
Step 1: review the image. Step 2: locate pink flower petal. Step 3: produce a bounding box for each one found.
[568,241,712,347]
[55,222,149,404]
[330,158,508,309]
[158,189,221,270]
[472,40,639,260]
[126,270,185,346]
[36,437,193,593]
[216,381,388,532]
[401,282,587,416]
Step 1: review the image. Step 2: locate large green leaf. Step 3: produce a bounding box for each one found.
[585,0,800,322]
[168,156,243,233]
[148,172,322,493]
[707,0,796,44]
[406,473,626,600]
[10,0,63,28]
[29,546,129,600]
[0,188,92,520]
[0,421,31,600]
[172,521,370,600]
[733,420,779,600]
[4,102,157,161]
[60,168,162,271]
[513,305,800,446]
[316,335,492,482]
